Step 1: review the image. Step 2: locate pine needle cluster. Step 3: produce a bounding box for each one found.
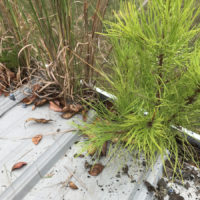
[79,0,200,173]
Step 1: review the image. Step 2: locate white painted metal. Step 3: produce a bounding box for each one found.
[0,89,163,200]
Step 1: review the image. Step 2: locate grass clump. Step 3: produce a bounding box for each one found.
[79,0,200,174]
[0,0,31,72]
[0,0,112,100]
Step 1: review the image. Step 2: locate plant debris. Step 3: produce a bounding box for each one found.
[25,118,53,124]
[101,142,107,157]
[168,192,184,200]
[11,162,27,171]
[0,64,16,94]
[61,112,75,119]
[73,153,84,158]
[69,181,78,190]
[84,161,92,169]
[34,99,47,107]
[144,181,156,193]
[22,95,37,105]
[88,163,104,176]
[49,101,62,112]
[82,109,88,122]
[32,134,43,145]
[122,164,129,174]
[32,84,41,92]
[69,104,83,113]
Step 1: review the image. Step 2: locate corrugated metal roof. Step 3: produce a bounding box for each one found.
[0,87,163,200]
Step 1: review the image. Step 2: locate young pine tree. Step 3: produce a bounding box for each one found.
[79,0,200,173]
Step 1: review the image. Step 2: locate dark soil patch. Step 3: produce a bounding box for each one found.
[146,140,200,200]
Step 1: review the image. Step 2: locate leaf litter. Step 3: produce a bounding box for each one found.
[49,101,63,112]
[69,181,79,190]
[88,163,104,176]
[22,94,37,105]
[32,135,43,145]
[61,112,75,119]
[11,162,27,171]
[25,118,53,124]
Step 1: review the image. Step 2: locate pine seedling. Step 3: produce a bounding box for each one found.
[79,0,200,174]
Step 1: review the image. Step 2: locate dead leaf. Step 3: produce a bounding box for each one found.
[62,104,70,112]
[32,105,36,110]
[82,109,88,122]
[34,99,47,107]
[11,162,27,171]
[69,104,83,113]
[88,163,104,176]
[61,112,75,119]
[32,135,43,145]
[54,100,61,106]
[25,118,53,124]
[69,181,78,190]
[22,94,37,105]
[49,101,62,112]
[32,84,41,92]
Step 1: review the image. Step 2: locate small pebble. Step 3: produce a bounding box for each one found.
[22,104,27,108]
[168,187,174,194]
[9,94,16,101]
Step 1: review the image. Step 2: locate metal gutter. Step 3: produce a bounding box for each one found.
[0,131,79,200]
[0,109,96,200]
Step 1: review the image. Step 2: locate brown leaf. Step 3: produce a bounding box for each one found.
[69,181,78,190]
[32,105,36,110]
[32,84,41,92]
[32,135,43,145]
[69,104,83,113]
[62,104,70,112]
[22,95,37,105]
[6,70,15,80]
[49,101,62,112]
[34,99,47,107]
[54,100,61,106]
[61,112,75,119]
[82,109,88,122]
[11,162,27,171]
[25,118,53,124]
[88,163,104,176]
[62,104,83,113]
